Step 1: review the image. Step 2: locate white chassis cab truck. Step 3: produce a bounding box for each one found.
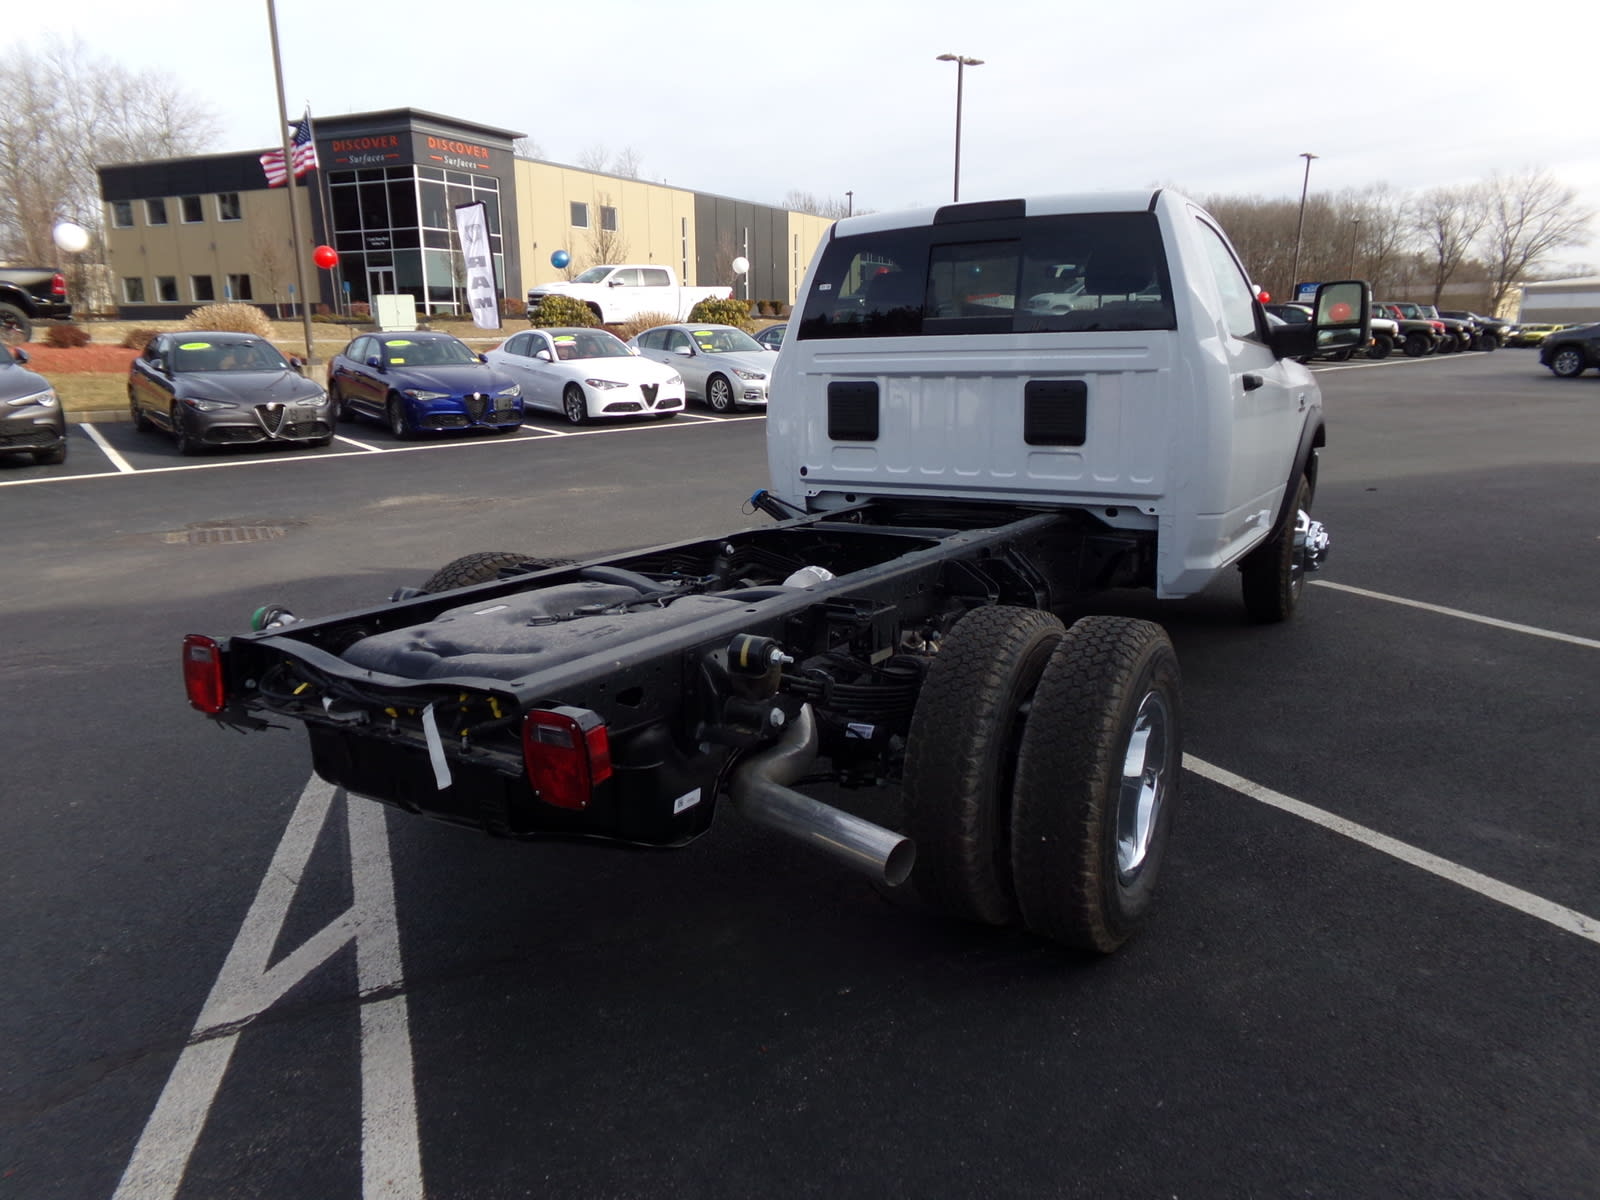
[186,191,1365,954]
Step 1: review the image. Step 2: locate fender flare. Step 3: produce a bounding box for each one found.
[1274,411,1326,530]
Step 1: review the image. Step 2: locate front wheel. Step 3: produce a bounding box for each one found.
[1547,347,1588,378]
[1367,333,1393,360]
[1010,617,1182,953]
[706,374,735,413]
[562,384,588,425]
[1479,333,1499,352]
[171,405,202,457]
[130,388,155,431]
[387,396,412,439]
[330,384,353,422]
[1403,332,1429,358]
[1240,473,1312,623]
[0,302,31,346]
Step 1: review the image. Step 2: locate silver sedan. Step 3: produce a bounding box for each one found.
[485,327,685,424]
[628,323,772,412]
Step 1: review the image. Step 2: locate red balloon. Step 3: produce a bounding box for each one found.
[313,245,339,269]
[1257,289,1271,303]
[1329,301,1352,322]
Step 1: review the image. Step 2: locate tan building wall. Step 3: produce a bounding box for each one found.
[103,186,313,312]
[784,212,834,306]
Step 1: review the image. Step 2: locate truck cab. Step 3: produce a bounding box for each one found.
[768,191,1366,600]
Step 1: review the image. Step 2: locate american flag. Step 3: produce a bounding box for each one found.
[258,114,319,188]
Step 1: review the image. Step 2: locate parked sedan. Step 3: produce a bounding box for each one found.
[484,327,684,424]
[329,331,522,438]
[1507,323,1562,347]
[1537,323,1600,377]
[753,323,787,352]
[128,332,331,456]
[1,345,66,465]
[629,324,771,412]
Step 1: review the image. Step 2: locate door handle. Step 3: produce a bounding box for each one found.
[1241,373,1264,391]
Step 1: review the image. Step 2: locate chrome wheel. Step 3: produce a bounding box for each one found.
[1116,690,1171,884]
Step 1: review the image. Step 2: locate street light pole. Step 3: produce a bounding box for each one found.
[1288,151,1318,302]
[1346,216,1362,277]
[936,54,983,202]
[845,190,853,217]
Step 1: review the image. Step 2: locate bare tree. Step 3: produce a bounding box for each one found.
[1408,185,1488,304]
[586,193,629,264]
[610,146,643,180]
[251,227,294,319]
[577,144,612,173]
[0,37,215,275]
[782,190,852,219]
[575,144,643,178]
[513,136,545,159]
[1479,170,1597,314]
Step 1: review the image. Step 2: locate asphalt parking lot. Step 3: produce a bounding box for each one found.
[3,351,1596,1199]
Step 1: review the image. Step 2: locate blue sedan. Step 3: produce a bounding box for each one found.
[328,331,523,438]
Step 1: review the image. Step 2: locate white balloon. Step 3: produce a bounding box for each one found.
[52,221,91,253]
[731,256,749,276]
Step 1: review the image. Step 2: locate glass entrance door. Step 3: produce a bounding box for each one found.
[367,266,397,299]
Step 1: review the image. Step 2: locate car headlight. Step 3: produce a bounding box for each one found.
[6,387,57,408]
[583,378,626,389]
[731,369,767,381]
[182,397,237,412]
[304,391,329,406]
[496,384,521,398]
[667,374,684,385]
[402,389,449,400]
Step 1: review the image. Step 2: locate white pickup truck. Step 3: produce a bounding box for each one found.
[186,190,1367,955]
[527,264,732,325]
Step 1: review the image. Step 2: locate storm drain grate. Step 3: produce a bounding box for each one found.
[163,522,294,546]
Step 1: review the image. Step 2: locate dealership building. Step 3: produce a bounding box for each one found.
[97,108,835,321]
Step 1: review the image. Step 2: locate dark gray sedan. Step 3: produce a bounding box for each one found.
[128,332,332,455]
[0,346,66,465]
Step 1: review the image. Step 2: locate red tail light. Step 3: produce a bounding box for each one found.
[522,706,612,810]
[183,634,227,714]
[50,273,67,297]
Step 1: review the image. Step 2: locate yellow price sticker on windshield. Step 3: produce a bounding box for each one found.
[384,339,415,347]
[552,335,576,342]
[178,342,212,350]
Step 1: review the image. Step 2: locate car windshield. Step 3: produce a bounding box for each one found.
[170,340,290,373]
[549,332,630,360]
[572,267,612,284]
[377,338,479,366]
[689,327,764,353]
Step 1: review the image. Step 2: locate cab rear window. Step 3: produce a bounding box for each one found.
[797,212,1175,339]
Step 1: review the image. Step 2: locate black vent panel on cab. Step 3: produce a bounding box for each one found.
[828,381,880,441]
[1023,380,1087,446]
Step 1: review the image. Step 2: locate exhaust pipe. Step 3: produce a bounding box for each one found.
[730,705,915,887]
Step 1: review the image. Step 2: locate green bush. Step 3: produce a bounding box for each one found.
[44,323,91,348]
[181,302,275,338]
[686,297,752,330]
[529,294,599,328]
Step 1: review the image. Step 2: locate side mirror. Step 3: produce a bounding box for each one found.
[288,355,305,375]
[674,345,693,357]
[12,348,29,365]
[365,355,384,371]
[534,349,553,363]
[479,353,488,363]
[607,279,622,287]
[627,346,640,356]
[1312,280,1372,352]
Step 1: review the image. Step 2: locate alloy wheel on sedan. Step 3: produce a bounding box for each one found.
[563,384,588,425]
[706,375,734,413]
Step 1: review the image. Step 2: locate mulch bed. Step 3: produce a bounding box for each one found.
[16,344,142,374]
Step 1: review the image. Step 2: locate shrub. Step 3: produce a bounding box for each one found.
[686,297,752,330]
[350,302,372,319]
[181,302,274,338]
[44,323,91,348]
[120,327,161,350]
[611,310,677,342]
[529,294,599,328]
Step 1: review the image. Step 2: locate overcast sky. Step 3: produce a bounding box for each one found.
[9,0,1600,272]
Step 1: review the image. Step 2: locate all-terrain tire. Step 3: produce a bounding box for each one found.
[1367,334,1393,359]
[419,551,575,593]
[0,302,32,345]
[1010,616,1182,953]
[1403,332,1430,357]
[900,605,1066,926]
[1240,474,1311,623]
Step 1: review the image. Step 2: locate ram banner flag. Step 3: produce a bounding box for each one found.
[453,201,501,330]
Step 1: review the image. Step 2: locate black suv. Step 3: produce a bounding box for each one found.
[1538,323,1600,378]
[1438,310,1509,351]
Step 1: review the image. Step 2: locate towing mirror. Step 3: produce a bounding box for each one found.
[1313,280,1372,351]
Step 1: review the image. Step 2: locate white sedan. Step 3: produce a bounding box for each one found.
[484,327,685,424]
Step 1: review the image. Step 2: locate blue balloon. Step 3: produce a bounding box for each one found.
[551,249,570,269]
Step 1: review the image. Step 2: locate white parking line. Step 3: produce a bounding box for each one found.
[80,422,136,473]
[1186,755,1600,946]
[1310,580,1600,650]
[333,433,386,452]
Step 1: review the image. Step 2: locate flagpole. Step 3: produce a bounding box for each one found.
[302,105,343,315]
[266,0,316,363]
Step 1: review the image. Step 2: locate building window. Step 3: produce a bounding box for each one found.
[180,195,204,223]
[146,198,168,226]
[226,274,253,301]
[111,200,134,228]
[155,276,178,302]
[190,275,215,302]
[570,202,589,229]
[600,206,618,233]
[122,277,146,304]
[217,193,241,221]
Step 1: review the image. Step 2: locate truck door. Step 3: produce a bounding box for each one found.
[1192,217,1304,555]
